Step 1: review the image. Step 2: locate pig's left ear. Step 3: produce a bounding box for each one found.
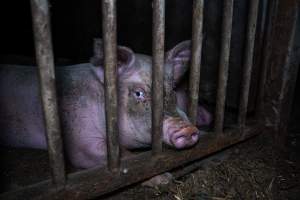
[117,46,136,75]
[90,40,135,83]
[165,40,191,85]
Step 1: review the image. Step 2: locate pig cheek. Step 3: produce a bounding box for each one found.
[124,98,152,146]
[130,100,152,135]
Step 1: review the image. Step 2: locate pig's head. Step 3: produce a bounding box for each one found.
[93,40,202,150]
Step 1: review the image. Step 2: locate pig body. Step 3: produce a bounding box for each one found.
[0,41,211,168]
[0,64,108,168]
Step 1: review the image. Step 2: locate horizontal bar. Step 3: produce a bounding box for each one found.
[1,123,263,200]
[188,0,204,124]
[214,0,234,134]
[237,0,260,128]
[30,0,66,186]
[152,0,165,155]
[102,0,120,171]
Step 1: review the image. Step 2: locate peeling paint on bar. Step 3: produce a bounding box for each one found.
[30,0,66,187]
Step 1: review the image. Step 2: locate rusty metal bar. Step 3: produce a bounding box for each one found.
[102,0,120,171]
[188,0,204,124]
[0,123,263,200]
[237,0,260,128]
[214,0,234,134]
[30,0,66,186]
[152,0,165,155]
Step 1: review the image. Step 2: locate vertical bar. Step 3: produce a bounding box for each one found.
[214,0,234,134]
[152,0,165,155]
[188,0,204,124]
[102,0,120,171]
[277,7,298,148]
[30,0,66,186]
[237,0,260,128]
[259,0,269,41]
[256,0,278,118]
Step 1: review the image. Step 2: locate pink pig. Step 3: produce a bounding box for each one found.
[0,41,211,169]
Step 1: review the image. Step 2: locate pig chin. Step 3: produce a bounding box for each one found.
[163,117,200,149]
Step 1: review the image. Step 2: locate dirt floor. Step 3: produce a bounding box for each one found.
[98,131,299,200]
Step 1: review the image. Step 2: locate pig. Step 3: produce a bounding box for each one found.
[0,41,211,169]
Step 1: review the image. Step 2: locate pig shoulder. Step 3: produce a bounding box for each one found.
[0,64,46,148]
[57,64,108,168]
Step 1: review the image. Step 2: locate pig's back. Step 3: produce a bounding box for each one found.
[0,64,101,150]
[0,65,47,149]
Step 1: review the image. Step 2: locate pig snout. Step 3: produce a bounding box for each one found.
[172,126,199,149]
[163,117,200,149]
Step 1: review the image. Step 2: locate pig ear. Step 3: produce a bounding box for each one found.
[166,40,191,85]
[116,46,136,75]
[90,39,135,83]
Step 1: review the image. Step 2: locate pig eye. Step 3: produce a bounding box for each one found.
[133,89,146,101]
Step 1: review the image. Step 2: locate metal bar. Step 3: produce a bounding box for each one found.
[152,0,165,155]
[270,0,298,149]
[214,0,234,134]
[0,123,263,200]
[277,10,298,148]
[188,0,204,124]
[250,0,269,113]
[237,0,260,128]
[30,0,66,187]
[102,0,120,171]
[255,0,278,119]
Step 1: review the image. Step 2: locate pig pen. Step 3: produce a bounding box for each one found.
[0,0,299,199]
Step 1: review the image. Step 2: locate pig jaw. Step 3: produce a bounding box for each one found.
[163,116,200,149]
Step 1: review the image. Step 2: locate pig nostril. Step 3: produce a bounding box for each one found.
[173,135,186,148]
[175,135,186,141]
[191,132,199,141]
